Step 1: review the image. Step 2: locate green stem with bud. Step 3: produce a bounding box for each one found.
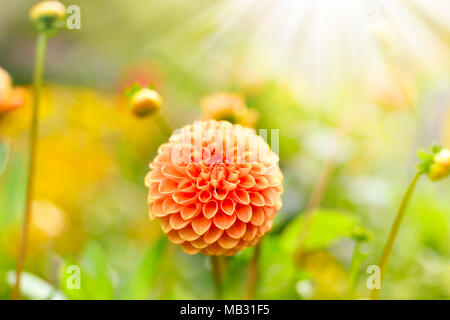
[12,32,48,300]
[370,172,422,300]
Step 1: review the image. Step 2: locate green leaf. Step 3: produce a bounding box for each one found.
[59,243,114,300]
[0,141,9,175]
[281,209,358,253]
[126,237,166,299]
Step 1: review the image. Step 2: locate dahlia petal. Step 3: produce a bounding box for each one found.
[218,233,240,249]
[232,189,250,205]
[178,179,196,193]
[180,203,202,220]
[192,215,212,235]
[239,175,256,189]
[202,243,226,255]
[181,242,200,255]
[161,165,185,180]
[266,175,282,187]
[263,206,276,219]
[179,225,201,241]
[203,225,224,244]
[191,237,209,249]
[238,163,252,177]
[250,207,265,226]
[160,216,172,233]
[220,198,236,216]
[213,188,228,201]
[235,204,252,222]
[213,211,236,230]
[254,176,269,190]
[186,163,201,179]
[148,183,162,201]
[152,199,167,217]
[169,213,190,230]
[226,221,247,239]
[261,189,274,207]
[148,169,165,182]
[222,179,239,191]
[197,178,210,190]
[249,192,265,207]
[167,230,185,244]
[242,224,258,241]
[202,200,218,219]
[172,191,197,205]
[163,197,182,214]
[158,179,179,194]
[198,189,212,203]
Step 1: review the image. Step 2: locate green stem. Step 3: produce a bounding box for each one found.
[246,242,261,300]
[153,112,173,137]
[211,256,223,300]
[370,172,422,300]
[12,32,47,300]
[347,240,363,299]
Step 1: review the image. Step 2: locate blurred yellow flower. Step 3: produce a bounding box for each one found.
[298,251,348,299]
[31,200,67,239]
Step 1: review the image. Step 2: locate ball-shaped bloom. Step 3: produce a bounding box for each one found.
[145,120,283,255]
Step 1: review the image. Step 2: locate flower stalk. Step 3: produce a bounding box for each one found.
[246,242,261,300]
[370,172,422,300]
[12,32,48,300]
[211,256,223,300]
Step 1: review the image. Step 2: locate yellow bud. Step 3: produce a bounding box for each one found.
[29,1,66,31]
[428,149,450,181]
[130,88,162,117]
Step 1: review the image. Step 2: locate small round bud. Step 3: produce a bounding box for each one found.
[428,149,450,181]
[29,1,66,32]
[130,88,162,117]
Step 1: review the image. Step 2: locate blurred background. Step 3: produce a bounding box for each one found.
[0,0,449,299]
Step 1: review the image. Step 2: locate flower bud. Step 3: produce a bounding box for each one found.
[428,149,450,181]
[130,88,162,117]
[29,1,66,32]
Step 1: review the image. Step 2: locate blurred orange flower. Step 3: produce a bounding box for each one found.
[145,120,283,255]
[0,67,25,116]
[200,92,259,128]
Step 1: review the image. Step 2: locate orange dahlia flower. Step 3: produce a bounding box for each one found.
[145,120,283,256]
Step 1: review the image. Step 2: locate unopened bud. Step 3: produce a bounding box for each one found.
[130,88,162,117]
[428,149,450,181]
[30,1,66,32]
